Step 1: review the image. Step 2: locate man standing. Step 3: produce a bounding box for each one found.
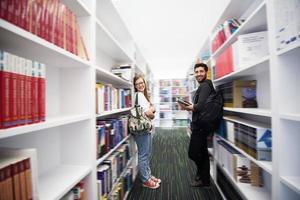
[179,63,213,187]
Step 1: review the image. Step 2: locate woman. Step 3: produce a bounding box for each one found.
[133,75,161,189]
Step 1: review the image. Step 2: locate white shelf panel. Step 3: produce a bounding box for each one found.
[212,1,267,59]
[280,113,300,122]
[223,116,271,129]
[280,176,300,194]
[213,56,270,84]
[224,107,271,117]
[61,0,92,16]
[39,165,91,200]
[95,19,134,63]
[0,19,90,68]
[97,135,130,165]
[96,66,132,88]
[217,136,272,174]
[0,115,91,139]
[97,108,131,118]
[217,162,271,200]
[276,41,300,56]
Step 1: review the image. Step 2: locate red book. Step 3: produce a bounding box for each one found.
[20,0,28,30]
[19,58,26,125]
[0,0,8,20]
[9,54,18,127]
[0,51,11,129]
[31,62,39,123]
[7,0,15,24]
[25,59,32,124]
[38,63,45,122]
[15,56,22,127]
[13,0,21,26]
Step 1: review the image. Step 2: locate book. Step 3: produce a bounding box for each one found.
[177,98,191,106]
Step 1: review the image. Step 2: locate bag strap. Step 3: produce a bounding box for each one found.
[135,92,139,106]
[135,93,141,118]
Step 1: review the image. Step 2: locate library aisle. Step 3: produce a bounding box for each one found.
[127,128,222,200]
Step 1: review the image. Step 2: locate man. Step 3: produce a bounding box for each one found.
[179,63,213,187]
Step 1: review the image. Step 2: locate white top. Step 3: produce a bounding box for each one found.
[134,92,151,113]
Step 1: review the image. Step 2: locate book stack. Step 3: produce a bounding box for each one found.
[96,117,128,159]
[0,50,46,129]
[95,83,132,114]
[211,19,244,53]
[97,143,132,200]
[0,155,33,200]
[216,140,263,186]
[111,65,133,82]
[216,80,257,108]
[232,31,269,70]
[0,0,89,60]
[61,181,86,200]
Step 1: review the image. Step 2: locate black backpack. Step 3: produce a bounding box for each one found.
[197,80,223,131]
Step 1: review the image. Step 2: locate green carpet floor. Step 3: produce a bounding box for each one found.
[127,128,223,200]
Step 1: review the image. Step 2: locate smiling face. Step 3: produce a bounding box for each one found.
[135,77,146,92]
[194,66,207,83]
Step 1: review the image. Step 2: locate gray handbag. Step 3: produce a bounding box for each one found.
[128,93,153,135]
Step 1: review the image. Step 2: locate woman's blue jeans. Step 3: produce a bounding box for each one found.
[134,132,152,182]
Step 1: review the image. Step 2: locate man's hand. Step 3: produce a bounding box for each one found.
[178,103,194,111]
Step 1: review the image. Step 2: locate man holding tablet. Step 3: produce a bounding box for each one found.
[178,63,213,187]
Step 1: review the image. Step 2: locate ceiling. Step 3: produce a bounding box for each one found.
[113,0,229,79]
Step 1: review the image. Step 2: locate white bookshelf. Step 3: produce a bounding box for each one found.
[0,0,143,199]
[39,165,92,200]
[217,135,272,174]
[217,162,271,200]
[187,0,300,199]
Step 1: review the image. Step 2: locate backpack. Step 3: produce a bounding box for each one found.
[197,80,223,131]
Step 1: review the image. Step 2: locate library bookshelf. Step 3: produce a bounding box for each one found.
[188,0,300,199]
[0,0,153,199]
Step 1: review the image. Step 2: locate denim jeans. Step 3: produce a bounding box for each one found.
[134,132,152,182]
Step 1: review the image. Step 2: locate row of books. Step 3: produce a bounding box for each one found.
[216,139,263,187]
[171,88,187,95]
[214,31,269,79]
[96,83,132,114]
[224,117,272,161]
[0,0,89,60]
[96,117,128,159]
[0,155,33,200]
[211,18,244,54]
[216,80,257,108]
[275,0,300,51]
[61,181,86,200]
[0,50,46,129]
[159,79,188,87]
[97,143,133,200]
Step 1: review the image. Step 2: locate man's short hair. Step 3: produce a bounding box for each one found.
[194,63,208,72]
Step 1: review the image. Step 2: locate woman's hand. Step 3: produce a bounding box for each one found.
[145,109,155,119]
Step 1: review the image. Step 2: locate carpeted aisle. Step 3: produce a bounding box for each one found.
[127,128,223,200]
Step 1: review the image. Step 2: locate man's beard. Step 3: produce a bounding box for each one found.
[197,75,206,83]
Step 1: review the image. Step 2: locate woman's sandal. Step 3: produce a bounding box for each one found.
[150,175,161,184]
[142,178,160,189]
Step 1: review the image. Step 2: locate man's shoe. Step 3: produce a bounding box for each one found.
[190,180,210,187]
